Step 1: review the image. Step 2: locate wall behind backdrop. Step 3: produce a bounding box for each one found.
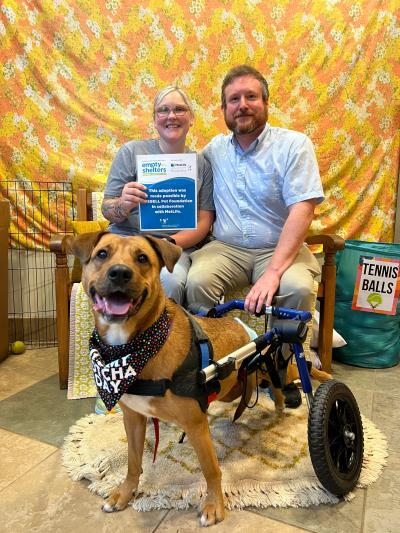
[0,0,399,249]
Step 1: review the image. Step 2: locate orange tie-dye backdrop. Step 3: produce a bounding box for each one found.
[0,0,399,249]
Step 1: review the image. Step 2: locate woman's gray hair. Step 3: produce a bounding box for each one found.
[153,86,194,118]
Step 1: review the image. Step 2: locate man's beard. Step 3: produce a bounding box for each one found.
[224,110,267,136]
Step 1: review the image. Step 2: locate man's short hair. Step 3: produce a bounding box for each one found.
[221,65,269,108]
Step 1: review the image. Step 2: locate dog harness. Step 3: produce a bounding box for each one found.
[89,307,217,462]
[125,308,219,412]
[89,308,217,413]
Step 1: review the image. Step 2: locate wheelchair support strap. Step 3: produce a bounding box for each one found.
[152,417,159,463]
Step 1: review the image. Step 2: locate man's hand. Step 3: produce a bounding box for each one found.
[244,200,317,315]
[244,268,280,314]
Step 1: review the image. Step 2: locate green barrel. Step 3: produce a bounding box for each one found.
[333,240,400,368]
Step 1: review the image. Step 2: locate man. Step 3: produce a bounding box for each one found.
[185,66,323,404]
[187,64,323,312]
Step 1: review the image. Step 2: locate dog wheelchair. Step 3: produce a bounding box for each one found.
[195,299,364,497]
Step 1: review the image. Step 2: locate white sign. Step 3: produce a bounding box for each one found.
[352,256,400,315]
[137,153,197,231]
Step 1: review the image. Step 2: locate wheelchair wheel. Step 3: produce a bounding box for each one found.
[308,380,363,496]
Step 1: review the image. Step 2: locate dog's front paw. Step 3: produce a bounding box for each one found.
[102,486,134,513]
[199,501,225,527]
[102,501,122,513]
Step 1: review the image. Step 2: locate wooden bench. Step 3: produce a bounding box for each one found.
[50,188,345,389]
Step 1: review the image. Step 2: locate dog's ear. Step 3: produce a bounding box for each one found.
[65,231,108,264]
[144,236,182,273]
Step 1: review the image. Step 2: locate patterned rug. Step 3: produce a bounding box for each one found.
[62,394,387,512]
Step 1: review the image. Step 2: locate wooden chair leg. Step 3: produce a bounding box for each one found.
[317,254,338,372]
[54,249,70,389]
[318,299,333,372]
[306,235,345,373]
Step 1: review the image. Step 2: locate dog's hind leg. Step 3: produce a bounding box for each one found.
[103,408,147,512]
[309,367,332,382]
[271,385,285,414]
[183,415,225,527]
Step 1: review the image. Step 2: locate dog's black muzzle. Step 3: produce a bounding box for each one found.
[106,264,133,290]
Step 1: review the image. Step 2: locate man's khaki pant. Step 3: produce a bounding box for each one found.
[186,240,320,313]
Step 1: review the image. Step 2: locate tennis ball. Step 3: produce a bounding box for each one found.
[11,341,26,355]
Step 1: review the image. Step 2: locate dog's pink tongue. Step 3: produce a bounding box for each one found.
[93,294,131,315]
[104,298,131,315]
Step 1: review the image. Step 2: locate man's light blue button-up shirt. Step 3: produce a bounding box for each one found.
[203,124,324,249]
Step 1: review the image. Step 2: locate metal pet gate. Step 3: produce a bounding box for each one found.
[5,181,74,348]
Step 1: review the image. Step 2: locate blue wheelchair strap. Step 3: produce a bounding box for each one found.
[200,342,210,369]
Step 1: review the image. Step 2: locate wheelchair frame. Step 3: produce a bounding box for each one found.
[196,300,364,497]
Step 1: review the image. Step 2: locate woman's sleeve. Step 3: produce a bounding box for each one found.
[104,144,137,198]
[197,154,215,211]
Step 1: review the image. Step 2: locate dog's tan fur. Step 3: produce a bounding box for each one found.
[68,231,331,526]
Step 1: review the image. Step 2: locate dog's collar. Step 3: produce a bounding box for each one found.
[89,308,171,411]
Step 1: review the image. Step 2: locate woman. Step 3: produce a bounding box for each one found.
[101,86,214,304]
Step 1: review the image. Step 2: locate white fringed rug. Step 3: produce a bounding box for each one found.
[62,395,387,512]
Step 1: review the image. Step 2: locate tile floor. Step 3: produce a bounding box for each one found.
[0,347,398,533]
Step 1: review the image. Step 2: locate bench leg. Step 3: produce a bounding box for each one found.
[54,252,70,389]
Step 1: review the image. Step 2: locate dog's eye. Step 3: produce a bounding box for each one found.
[137,254,148,264]
[96,249,108,260]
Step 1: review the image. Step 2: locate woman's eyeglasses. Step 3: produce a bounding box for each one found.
[156,105,189,117]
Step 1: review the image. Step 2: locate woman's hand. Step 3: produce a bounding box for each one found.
[101,182,147,223]
[120,182,147,210]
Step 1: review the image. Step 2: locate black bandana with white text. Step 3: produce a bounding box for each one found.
[88,309,171,411]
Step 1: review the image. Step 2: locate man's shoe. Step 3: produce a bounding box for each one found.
[282,382,302,408]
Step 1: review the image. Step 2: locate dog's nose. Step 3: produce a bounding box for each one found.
[107,264,132,285]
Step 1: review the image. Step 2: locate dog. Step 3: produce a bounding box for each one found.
[67,231,331,526]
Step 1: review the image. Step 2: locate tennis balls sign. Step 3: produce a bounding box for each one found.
[352,257,400,315]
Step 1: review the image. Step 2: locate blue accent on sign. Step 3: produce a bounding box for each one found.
[140,177,196,230]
